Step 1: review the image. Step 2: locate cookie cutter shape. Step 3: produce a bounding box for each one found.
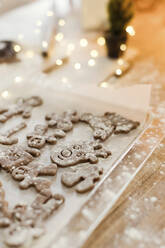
[0,146,34,172]
[0,122,27,145]
[0,182,11,228]
[12,163,57,196]
[4,193,65,247]
[0,96,43,123]
[80,113,115,141]
[27,124,66,149]
[51,141,111,167]
[104,112,140,134]
[61,165,103,193]
[45,110,79,132]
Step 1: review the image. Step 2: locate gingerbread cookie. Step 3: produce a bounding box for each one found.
[51,141,111,167]
[61,165,103,193]
[0,122,27,145]
[45,110,79,132]
[0,182,11,228]
[27,124,66,149]
[3,193,64,247]
[0,146,34,172]
[0,96,43,123]
[80,113,115,141]
[104,112,140,134]
[12,163,57,196]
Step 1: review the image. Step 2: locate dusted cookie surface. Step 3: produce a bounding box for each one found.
[0,96,43,123]
[61,165,103,193]
[12,163,57,196]
[80,113,115,141]
[51,141,111,167]
[45,110,79,132]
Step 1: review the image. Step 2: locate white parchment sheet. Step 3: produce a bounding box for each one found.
[0,83,151,248]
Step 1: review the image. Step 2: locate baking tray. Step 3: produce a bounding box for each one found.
[0,84,163,248]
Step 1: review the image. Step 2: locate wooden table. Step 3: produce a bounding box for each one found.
[84,2,165,248]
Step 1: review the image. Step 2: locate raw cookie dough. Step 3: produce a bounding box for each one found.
[45,110,79,132]
[0,96,43,123]
[0,121,27,145]
[61,165,103,193]
[51,141,111,167]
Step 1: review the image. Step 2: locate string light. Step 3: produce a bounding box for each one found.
[90,50,98,58]
[14,76,22,83]
[88,59,96,67]
[126,26,135,36]
[56,59,63,66]
[42,41,48,48]
[55,33,64,42]
[58,19,66,26]
[1,90,9,98]
[99,81,109,88]
[80,38,88,47]
[46,10,54,17]
[36,20,42,27]
[97,37,105,46]
[13,45,21,53]
[25,50,34,58]
[117,58,124,65]
[74,63,81,70]
[115,68,122,76]
[120,44,127,51]
[61,77,68,83]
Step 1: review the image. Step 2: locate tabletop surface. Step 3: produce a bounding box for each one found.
[84,2,165,248]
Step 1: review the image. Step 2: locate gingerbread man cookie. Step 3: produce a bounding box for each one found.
[51,141,111,167]
[61,165,103,193]
[45,110,79,132]
[0,96,43,123]
[27,124,65,149]
[12,163,57,196]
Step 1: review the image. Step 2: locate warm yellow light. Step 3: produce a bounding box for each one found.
[55,33,64,42]
[56,59,63,66]
[97,37,105,46]
[58,19,65,26]
[36,20,42,27]
[88,59,96,67]
[62,77,68,83]
[1,90,9,98]
[115,68,122,76]
[46,10,54,17]
[42,41,48,48]
[120,44,127,51]
[126,26,135,36]
[14,76,22,83]
[99,81,109,88]
[90,50,98,58]
[18,34,24,40]
[117,58,124,65]
[74,63,81,70]
[80,38,88,47]
[25,50,34,58]
[14,45,21,53]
